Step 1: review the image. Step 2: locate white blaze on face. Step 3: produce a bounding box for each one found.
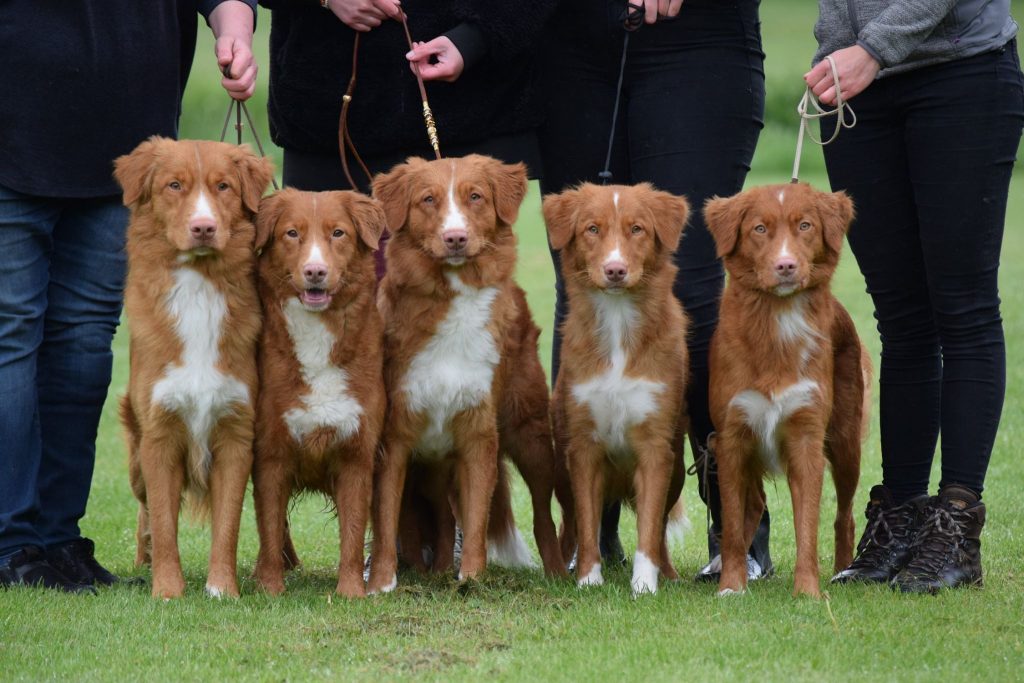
[613,191,620,209]
[442,162,467,232]
[777,189,786,205]
[778,238,792,260]
[306,242,326,269]
[603,243,624,267]
[191,189,215,223]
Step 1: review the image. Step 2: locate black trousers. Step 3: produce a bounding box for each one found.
[822,42,1024,502]
[538,0,764,532]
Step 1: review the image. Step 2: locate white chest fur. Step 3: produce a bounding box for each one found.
[281,298,364,446]
[403,272,500,458]
[571,292,666,454]
[728,379,820,474]
[151,268,250,455]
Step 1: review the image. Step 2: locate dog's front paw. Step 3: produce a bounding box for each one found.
[631,552,659,597]
[577,562,604,587]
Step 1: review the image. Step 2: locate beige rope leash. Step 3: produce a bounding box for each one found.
[791,55,856,183]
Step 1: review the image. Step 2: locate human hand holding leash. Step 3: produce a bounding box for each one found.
[210,0,257,100]
[328,0,402,32]
[641,0,684,24]
[407,37,464,82]
[804,44,880,106]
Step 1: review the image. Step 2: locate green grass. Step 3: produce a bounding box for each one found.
[4,3,1024,681]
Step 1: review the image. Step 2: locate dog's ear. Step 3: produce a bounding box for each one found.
[254,190,286,253]
[372,161,414,233]
[542,189,580,251]
[703,193,747,258]
[113,136,168,207]
[342,192,387,251]
[486,159,528,227]
[820,190,854,254]
[645,185,689,253]
[232,145,274,215]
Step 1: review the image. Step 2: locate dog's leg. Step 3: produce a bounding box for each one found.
[500,427,563,575]
[397,481,431,573]
[139,433,186,599]
[206,423,253,598]
[452,422,499,582]
[786,431,826,598]
[568,439,605,587]
[658,452,687,581]
[283,521,301,571]
[717,429,752,596]
[333,445,373,598]
[368,438,410,594]
[828,336,866,573]
[426,463,456,574]
[631,438,674,597]
[252,443,291,595]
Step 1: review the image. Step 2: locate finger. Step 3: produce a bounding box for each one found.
[803,60,830,85]
[418,62,455,82]
[215,38,235,75]
[819,86,837,107]
[375,0,402,18]
[810,71,833,97]
[358,13,382,27]
[645,0,657,24]
[667,0,684,16]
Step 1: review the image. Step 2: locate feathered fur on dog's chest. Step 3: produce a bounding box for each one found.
[402,272,501,458]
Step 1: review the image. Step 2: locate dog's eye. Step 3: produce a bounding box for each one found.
[168,181,182,191]
[332,229,345,238]
[587,225,599,235]
[285,229,299,239]
[469,192,482,202]
[799,221,812,231]
[753,224,767,234]
[423,195,435,205]
[217,182,230,192]
[631,224,643,235]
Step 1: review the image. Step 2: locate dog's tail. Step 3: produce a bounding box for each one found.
[183,439,213,522]
[487,460,538,569]
[859,342,874,442]
[665,494,690,551]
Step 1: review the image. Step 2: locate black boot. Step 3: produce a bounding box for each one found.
[892,485,985,594]
[46,538,143,587]
[0,546,95,594]
[694,511,773,583]
[831,485,928,584]
[599,501,627,566]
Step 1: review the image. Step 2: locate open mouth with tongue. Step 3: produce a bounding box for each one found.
[299,287,331,310]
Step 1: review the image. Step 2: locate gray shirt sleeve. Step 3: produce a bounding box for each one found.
[858,0,958,67]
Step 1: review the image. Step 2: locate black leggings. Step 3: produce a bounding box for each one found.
[822,42,1024,502]
[538,0,764,529]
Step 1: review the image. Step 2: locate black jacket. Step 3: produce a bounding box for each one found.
[260,0,555,161]
[0,1,257,198]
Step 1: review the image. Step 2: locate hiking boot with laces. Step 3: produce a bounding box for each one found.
[892,485,985,594]
[831,485,928,584]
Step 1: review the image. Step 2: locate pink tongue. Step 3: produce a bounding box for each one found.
[302,289,329,305]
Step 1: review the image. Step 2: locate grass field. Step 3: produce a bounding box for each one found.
[3,3,1024,681]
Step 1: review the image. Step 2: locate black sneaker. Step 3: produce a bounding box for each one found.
[0,546,95,594]
[831,485,928,584]
[892,485,985,594]
[46,538,143,587]
[694,511,774,583]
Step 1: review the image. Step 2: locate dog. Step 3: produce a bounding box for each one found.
[704,182,870,598]
[250,189,387,598]
[543,182,691,597]
[114,136,273,599]
[365,154,569,593]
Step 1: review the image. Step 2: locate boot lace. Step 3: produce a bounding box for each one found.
[902,503,967,577]
[848,501,915,569]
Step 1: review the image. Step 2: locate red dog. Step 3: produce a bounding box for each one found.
[251,189,387,598]
[544,182,690,597]
[366,155,568,593]
[115,137,273,599]
[705,183,870,598]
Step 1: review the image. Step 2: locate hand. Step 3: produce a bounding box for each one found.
[803,44,880,106]
[209,1,257,100]
[328,0,402,32]
[643,0,684,24]
[406,37,464,83]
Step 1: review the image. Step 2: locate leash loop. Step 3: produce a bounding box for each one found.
[791,55,856,183]
[218,68,280,191]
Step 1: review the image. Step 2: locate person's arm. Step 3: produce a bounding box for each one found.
[205,0,258,100]
[804,0,957,105]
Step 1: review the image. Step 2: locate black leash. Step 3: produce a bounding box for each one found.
[598,3,645,185]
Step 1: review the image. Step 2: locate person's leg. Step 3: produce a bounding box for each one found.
[0,185,58,560]
[34,195,127,548]
[625,0,769,575]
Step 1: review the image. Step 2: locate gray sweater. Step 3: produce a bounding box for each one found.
[814,0,1018,77]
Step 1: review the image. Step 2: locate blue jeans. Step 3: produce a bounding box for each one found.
[822,41,1024,501]
[0,184,127,556]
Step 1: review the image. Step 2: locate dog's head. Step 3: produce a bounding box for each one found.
[704,183,853,296]
[371,154,527,267]
[255,189,385,312]
[543,182,689,291]
[114,136,273,257]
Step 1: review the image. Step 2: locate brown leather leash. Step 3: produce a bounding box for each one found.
[218,67,280,191]
[338,12,442,191]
